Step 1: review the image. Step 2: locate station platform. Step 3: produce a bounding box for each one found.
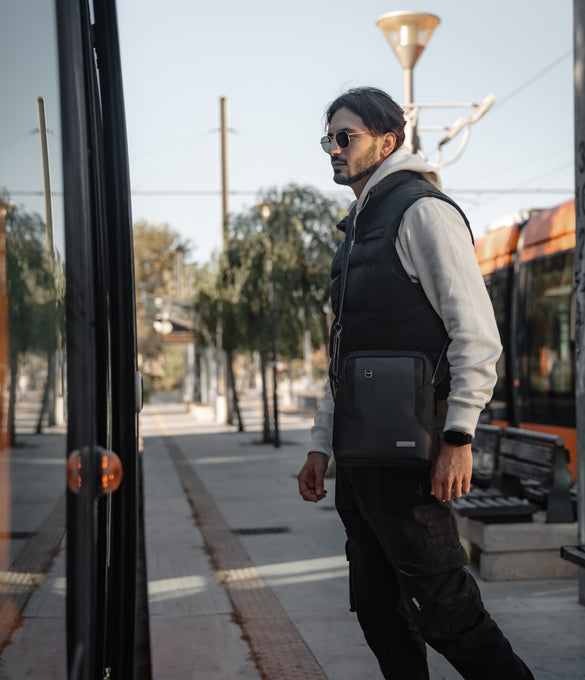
[141,393,585,680]
[2,390,585,679]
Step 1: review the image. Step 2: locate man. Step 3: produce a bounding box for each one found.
[297,87,534,680]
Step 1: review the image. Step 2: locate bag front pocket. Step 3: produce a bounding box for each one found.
[333,351,435,466]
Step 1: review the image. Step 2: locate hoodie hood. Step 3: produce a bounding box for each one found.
[355,145,442,214]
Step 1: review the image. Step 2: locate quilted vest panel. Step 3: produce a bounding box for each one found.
[330,171,471,400]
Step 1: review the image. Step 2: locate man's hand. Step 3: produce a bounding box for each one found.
[298,451,329,503]
[431,443,472,502]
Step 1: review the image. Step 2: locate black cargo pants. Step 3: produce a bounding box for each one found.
[335,465,535,680]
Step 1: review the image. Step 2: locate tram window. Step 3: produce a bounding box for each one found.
[0,2,66,669]
[519,251,575,425]
[484,270,509,418]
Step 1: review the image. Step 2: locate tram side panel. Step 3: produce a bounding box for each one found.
[476,200,577,478]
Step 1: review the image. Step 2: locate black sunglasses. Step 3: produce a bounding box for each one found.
[320,130,366,153]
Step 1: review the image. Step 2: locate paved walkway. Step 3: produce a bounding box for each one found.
[2,389,585,678]
[142,392,585,680]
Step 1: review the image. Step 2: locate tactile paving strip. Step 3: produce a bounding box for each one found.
[0,493,65,654]
[159,429,328,679]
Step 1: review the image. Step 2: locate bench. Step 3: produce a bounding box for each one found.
[498,427,574,523]
[454,423,535,523]
[570,483,578,518]
[454,488,537,523]
[454,426,574,524]
[560,545,585,568]
[560,488,584,571]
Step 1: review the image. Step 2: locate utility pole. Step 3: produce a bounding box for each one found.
[37,97,54,253]
[220,97,229,251]
[218,97,240,427]
[36,97,59,429]
[573,0,585,604]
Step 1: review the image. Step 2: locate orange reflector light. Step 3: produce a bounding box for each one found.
[67,446,123,496]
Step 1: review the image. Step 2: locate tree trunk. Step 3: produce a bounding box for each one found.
[226,350,244,432]
[260,352,272,443]
[36,352,55,434]
[320,312,330,354]
[8,352,17,447]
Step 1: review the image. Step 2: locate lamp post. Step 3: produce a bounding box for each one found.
[259,203,280,448]
[376,11,494,167]
[376,11,440,153]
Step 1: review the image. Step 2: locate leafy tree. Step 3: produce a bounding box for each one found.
[184,255,246,430]
[259,184,346,354]
[219,224,272,439]
[218,184,346,439]
[133,219,190,385]
[5,203,64,443]
[188,256,221,349]
[222,184,345,356]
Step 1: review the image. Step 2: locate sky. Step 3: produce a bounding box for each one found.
[0,1,574,267]
[115,0,574,264]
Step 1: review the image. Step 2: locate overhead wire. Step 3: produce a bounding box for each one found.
[449,49,573,207]
[7,54,573,200]
[130,52,574,199]
[0,130,37,151]
[491,50,572,112]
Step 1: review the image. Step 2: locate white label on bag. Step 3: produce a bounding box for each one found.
[396,441,416,447]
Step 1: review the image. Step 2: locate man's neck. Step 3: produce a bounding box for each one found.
[350,156,390,198]
[350,167,378,199]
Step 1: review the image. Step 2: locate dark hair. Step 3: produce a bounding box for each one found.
[325,87,406,149]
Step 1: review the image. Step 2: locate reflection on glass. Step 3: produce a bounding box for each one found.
[5,203,65,442]
[484,270,509,418]
[525,252,575,398]
[519,250,576,427]
[1,201,10,598]
[0,3,67,669]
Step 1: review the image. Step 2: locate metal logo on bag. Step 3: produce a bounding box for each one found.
[364,369,373,379]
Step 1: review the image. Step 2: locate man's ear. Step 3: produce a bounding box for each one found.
[381,132,397,158]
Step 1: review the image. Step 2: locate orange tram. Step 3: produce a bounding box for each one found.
[475,199,577,478]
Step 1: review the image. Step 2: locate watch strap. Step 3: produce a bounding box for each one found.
[443,430,473,446]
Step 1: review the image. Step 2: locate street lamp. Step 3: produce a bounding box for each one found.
[377,11,440,106]
[376,11,440,152]
[376,11,495,167]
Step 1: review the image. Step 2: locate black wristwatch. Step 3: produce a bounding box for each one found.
[443,430,473,447]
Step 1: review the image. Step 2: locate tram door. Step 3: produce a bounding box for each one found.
[1,1,148,678]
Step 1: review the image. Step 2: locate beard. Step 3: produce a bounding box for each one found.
[332,144,380,186]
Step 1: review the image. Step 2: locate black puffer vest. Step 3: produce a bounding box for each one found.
[330,170,471,401]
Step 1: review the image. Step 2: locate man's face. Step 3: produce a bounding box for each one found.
[325,107,394,195]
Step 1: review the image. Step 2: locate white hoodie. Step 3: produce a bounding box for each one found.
[309,146,502,458]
